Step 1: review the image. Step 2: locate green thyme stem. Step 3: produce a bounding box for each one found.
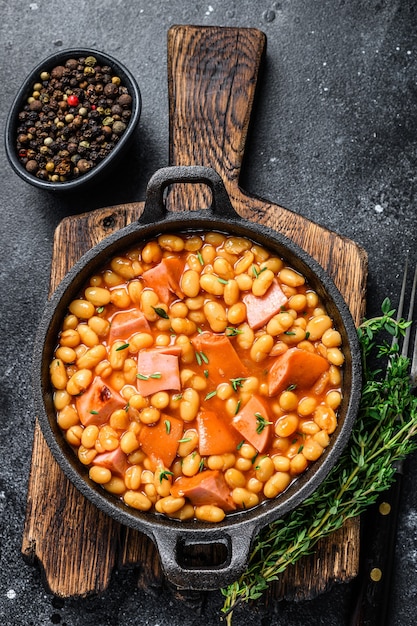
[221,302,417,624]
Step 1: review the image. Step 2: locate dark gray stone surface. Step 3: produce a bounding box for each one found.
[1,1,416,624]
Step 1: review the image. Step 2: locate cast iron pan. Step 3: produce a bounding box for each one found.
[33,165,362,590]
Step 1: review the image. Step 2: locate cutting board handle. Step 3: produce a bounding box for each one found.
[141,165,238,224]
[166,24,266,211]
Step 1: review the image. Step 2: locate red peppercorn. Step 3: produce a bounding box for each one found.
[67,94,79,107]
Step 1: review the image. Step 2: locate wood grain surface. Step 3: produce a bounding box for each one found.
[22,25,368,602]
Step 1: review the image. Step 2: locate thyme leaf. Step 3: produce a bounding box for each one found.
[152,306,169,319]
[159,470,174,483]
[255,412,272,434]
[116,343,129,351]
[226,327,243,337]
[196,350,209,366]
[230,377,248,391]
[136,372,162,380]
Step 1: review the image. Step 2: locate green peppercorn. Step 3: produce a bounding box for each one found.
[84,56,97,67]
[112,121,126,135]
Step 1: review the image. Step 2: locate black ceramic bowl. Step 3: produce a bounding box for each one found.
[33,166,362,590]
[5,48,141,192]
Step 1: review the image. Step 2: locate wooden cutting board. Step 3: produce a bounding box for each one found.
[22,25,368,604]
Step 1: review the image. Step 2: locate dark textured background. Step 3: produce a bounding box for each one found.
[1,1,416,624]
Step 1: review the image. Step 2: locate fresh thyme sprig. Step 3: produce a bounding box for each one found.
[221,300,417,624]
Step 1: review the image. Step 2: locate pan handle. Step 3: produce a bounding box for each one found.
[140,165,239,224]
[151,523,258,590]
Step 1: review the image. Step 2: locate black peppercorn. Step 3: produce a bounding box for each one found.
[37,169,48,180]
[65,59,78,70]
[103,82,118,98]
[77,158,92,173]
[111,104,123,116]
[26,159,38,173]
[29,100,42,112]
[118,93,132,108]
[51,66,65,79]
[67,142,78,155]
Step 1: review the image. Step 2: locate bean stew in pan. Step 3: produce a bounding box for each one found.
[49,230,344,523]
